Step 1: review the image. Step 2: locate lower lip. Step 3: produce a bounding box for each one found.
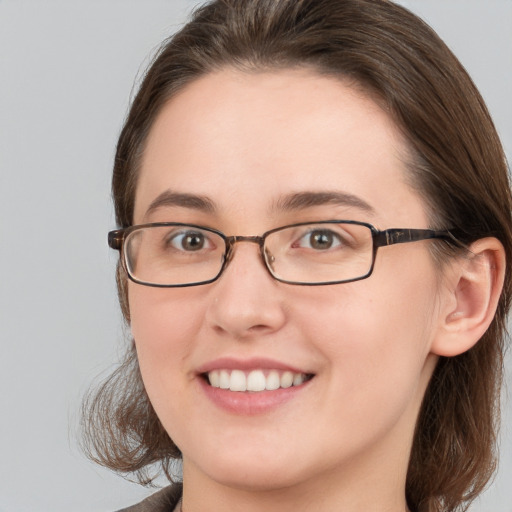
[198,377,312,415]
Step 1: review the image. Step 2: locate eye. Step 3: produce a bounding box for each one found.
[168,230,211,251]
[295,229,343,250]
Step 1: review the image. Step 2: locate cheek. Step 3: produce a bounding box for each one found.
[301,251,439,401]
[128,285,205,397]
[129,284,203,342]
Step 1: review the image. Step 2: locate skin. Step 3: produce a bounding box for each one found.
[129,68,466,512]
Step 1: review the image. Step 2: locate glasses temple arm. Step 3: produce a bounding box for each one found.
[108,229,125,251]
[373,228,462,248]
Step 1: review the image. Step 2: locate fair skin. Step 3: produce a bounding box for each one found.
[128,68,504,512]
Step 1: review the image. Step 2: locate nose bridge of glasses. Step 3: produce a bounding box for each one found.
[224,235,267,264]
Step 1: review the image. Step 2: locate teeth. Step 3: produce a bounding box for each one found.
[280,371,294,388]
[219,370,230,389]
[266,370,280,390]
[229,370,246,391]
[247,370,266,391]
[207,369,310,392]
[209,370,220,388]
[293,373,305,386]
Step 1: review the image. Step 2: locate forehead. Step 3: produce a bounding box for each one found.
[135,68,428,230]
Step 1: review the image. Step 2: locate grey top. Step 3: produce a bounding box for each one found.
[117,484,182,512]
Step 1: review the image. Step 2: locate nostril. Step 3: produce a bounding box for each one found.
[248,324,271,333]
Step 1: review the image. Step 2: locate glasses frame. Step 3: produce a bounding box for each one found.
[108,220,459,288]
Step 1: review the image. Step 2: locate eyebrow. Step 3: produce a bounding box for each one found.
[272,191,375,214]
[144,189,374,220]
[144,190,216,218]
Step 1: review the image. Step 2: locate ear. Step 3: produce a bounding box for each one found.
[431,237,506,357]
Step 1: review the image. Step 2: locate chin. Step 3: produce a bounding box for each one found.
[209,461,306,492]
[184,444,312,492]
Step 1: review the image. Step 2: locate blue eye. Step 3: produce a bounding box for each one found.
[296,229,342,250]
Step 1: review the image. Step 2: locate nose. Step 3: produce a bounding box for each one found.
[205,241,287,340]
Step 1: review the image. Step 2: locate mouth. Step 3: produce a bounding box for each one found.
[203,369,314,392]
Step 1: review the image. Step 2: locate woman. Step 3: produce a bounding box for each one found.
[82,1,512,511]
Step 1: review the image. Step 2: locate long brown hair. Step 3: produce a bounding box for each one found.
[81,1,512,510]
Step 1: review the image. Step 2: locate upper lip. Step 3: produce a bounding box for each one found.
[196,357,309,375]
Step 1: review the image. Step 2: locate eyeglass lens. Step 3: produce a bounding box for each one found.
[123,223,375,286]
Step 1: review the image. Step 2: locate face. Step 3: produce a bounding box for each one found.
[129,69,445,495]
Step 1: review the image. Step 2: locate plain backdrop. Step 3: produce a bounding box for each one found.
[0,1,510,511]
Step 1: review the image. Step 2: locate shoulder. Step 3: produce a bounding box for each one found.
[116,484,182,512]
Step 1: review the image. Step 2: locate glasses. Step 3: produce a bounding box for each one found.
[108,221,457,287]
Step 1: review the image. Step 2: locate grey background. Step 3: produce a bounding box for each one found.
[0,1,510,511]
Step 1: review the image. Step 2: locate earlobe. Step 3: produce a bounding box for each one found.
[431,237,506,357]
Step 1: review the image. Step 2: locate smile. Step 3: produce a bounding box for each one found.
[206,369,313,392]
